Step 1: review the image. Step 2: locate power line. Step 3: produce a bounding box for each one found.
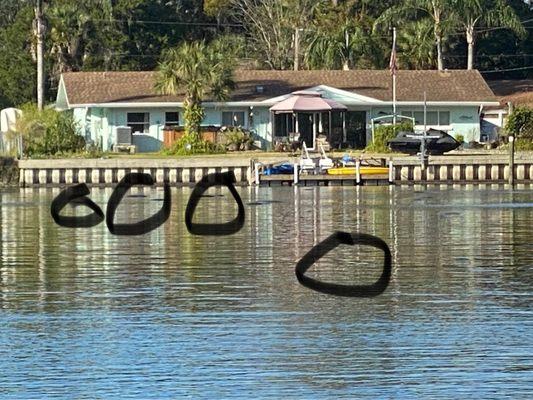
[480,65,533,73]
[92,18,243,28]
[475,17,533,33]
[446,54,533,58]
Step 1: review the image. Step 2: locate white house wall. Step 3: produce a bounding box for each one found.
[450,108,481,142]
[368,106,481,141]
[250,107,271,149]
[75,107,258,152]
[71,103,485,152]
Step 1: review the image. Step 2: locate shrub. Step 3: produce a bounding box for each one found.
[506,107,533,140]
[15,104,85,157]
[454,134,464,144]
[161,132,225,156]
[515,138,533,150]
[366,120,414,153]
[219,126,254,151]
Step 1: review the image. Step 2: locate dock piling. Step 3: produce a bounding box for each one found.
[254,161,260,186]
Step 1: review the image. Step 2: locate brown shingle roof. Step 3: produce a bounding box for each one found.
[487,79,533,108]
[61,69,498,105]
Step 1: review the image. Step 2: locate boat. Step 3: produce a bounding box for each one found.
[387,129,460,155]
[327,166,389,175]
[263,162,294,175]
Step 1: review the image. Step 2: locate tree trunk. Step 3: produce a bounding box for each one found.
[342,60,349,70]
[35,1,45,111]
[184,97,204,140]
[466,26,475,70]
[436,35,444,71]
[294,27,300,71]
[433,5,444,71]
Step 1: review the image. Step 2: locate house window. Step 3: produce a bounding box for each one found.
[222,111,245,127]
[426,111,439,125]
[165,112,180,127]
[413,112,425,125]
[439,111,450,125]
[400,110,450,126]
[127,112,149,133]
[274,114,295,137]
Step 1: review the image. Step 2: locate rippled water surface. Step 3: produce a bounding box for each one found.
[0,185,532,399]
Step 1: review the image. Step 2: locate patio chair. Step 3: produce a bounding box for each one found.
[288,132,302,151]
[315,134,331,152]
[318,143,334,171]
[300,142,316,173]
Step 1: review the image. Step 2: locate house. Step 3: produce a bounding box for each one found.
[55,69,499,152]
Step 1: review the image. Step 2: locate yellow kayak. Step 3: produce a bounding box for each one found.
[327,166,389,175]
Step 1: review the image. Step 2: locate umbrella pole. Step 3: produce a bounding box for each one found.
[342,111,347,144]
[329,111,332,144]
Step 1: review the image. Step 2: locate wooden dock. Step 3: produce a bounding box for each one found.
[260,173,391,186]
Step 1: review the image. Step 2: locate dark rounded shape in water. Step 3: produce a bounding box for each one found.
[185,171,245,236]
[106,173,171,235]
[295,231,392,297]
[50,183,104,228]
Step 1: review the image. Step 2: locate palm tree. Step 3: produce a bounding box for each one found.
[398,19,436,69]
[155,40,235,139]
[305,21,357,70]
[375,0,453,70]
[451,0,526,70]
[304,1,384,70]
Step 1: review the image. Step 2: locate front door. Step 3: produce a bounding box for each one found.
[346,111,366,149]
[298,113,315,149]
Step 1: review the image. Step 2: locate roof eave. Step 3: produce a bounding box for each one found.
[379,101,501,106]
[66,100,502,108]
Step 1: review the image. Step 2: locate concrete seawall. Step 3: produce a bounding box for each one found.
[391,154,533,184]
[18,158,254,187]
[16,154,533,187]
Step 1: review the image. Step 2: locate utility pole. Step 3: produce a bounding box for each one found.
[294,28,301,71]
[390,27,397,126]
[35,0,45,111]
[407,91,439,170]
[508,101,515,186]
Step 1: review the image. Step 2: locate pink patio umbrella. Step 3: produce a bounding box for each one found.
[270,91,347,113]
[269,91,347,149]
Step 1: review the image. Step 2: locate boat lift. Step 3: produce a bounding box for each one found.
[370,114,415,144]
[371,92,438,169]
[406,92,439,169]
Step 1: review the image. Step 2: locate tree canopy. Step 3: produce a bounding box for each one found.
[0,0,531,109]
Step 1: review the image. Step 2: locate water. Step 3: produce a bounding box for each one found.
[0,185,532,399]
